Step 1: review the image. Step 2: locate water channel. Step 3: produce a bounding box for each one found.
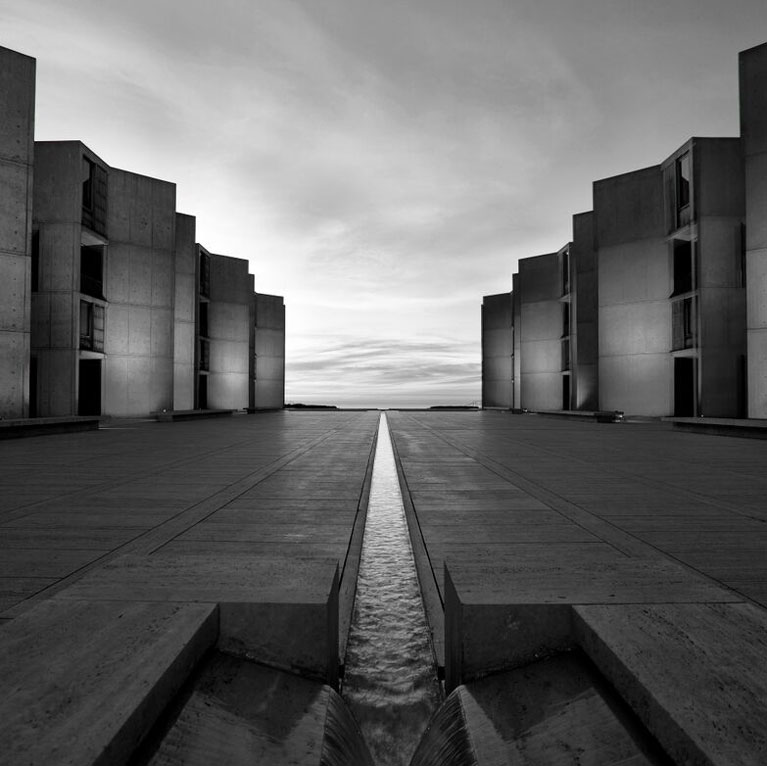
[341,413,443,766]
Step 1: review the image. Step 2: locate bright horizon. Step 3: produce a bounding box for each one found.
[4,1,767,408]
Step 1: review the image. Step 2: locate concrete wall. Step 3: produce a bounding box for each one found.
[254,292,285,410]
[103,168,176,416]
[481,292,513,408]
[0,47,35,418]
[519,253,564,411]
[32,142,107,416]
[207,253,253,410]
[595,166,671,416]
[740,41,767,417]
[173,213,197,410]
[571,212,599,410]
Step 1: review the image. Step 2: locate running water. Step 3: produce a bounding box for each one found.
[342,413,443,766]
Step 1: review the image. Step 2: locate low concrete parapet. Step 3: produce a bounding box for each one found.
[443,557,767,765]
[155,408,234,422]
[666,416,767,439]
[0,553,343,765]
[0,415,100,439]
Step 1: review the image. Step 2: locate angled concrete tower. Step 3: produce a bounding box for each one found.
[0,46,35,418]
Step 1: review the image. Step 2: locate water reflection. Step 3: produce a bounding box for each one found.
[342,413,442,766]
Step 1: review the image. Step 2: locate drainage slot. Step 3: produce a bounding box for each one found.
[342,412,442,766]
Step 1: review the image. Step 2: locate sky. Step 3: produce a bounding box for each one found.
[4,1,767,407]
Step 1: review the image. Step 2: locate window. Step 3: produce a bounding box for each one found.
[79,301,105,352]
[672,240,694,295]
[562,302,570,338]
[561,338,571,371]
[561,248,570,296]
[676,152,691,227]
[80,245,104,299]
[199,301,209,338]
[199,251,211,298]
[81,156,107,236]
[82,157,95,211]
[672,297,696,350]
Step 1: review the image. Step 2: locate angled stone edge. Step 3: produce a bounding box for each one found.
[573,603,767,766]
[54,553,340,686]
[443,556,740,693]
[0,598,218,766]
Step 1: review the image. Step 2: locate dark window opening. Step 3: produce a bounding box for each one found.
[82,157,94,211]
[198,338,210,372]
[562,338,570,371]
[199,251,211,298]
[561,249,570,295]
[675,153,692,228]
[79,301,105,352]
[197,375,208,410]
[80,245,104,299]
[674,357,696,417]
[562,374,570,411]
[31,230,39,292]
[78,359,102,416]
[562,302,570,338]
[199,301,209,338]
[672,297,696,351]
[672,240,693,296]
[81,156,108,236]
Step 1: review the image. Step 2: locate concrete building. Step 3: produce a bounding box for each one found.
[199,250,255,411]
[0,46,35,419]
[570,211,599,411]
[517,246,571,411]
[661,137,746,417]
[593,165,670,416]
[31,143,179,417]
[254,292,286,410]
[32,141,111,416]
[481,291,514,408]
[741,41,767,418]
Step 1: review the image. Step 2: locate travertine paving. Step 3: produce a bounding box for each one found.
[0,411,379,619]
[388,410,767,609]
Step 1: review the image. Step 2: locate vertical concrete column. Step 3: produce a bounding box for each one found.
[741,42,767,418]
[173,213,197,410]
[0,47,35,418]
[254,292,286,409]
[481,292,513,408]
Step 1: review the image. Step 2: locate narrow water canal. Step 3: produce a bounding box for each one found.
[342,413,442,766]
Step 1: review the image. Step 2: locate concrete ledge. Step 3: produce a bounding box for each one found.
[55,553,340,686]
[0,598,218,766]
[154,408,234,422]
[536,409,624,423]
[444,556,736,691]
[0,415,100,439]
[574,603,767,766]
[666,416,767,439]
[444,559,767,765]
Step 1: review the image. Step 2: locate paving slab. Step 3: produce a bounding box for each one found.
[0,598,218,766]
[55,552,341,684]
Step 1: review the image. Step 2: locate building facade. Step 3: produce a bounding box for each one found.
[0,46,286,420]
[483,42,766,419]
